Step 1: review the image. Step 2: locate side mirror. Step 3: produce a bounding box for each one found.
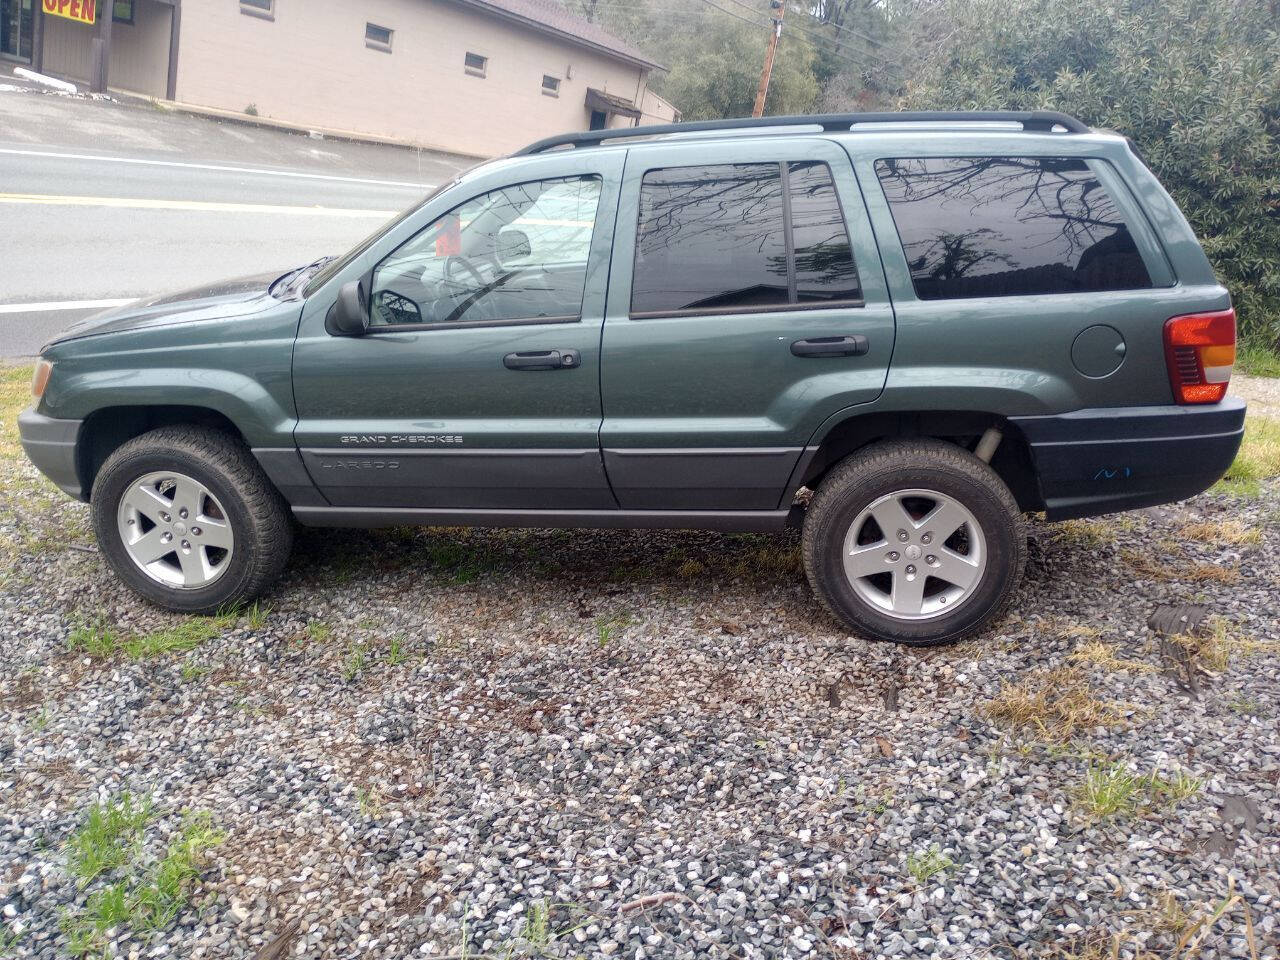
[496,228,532,266]
[325,280,370,336]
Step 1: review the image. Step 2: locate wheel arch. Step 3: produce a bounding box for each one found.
[790,410,1044,513]
[78,405,248,501]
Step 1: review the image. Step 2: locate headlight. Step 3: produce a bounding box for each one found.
[31,359,53,400]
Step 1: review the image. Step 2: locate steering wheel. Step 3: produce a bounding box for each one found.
[442,254,500,322]
[444,254,487,287]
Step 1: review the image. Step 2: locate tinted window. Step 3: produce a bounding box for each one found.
[632,162,861,315]
[370,176,601,327]
[789,161,861,303]
[875,157,1152,300]
[633,164,788,314]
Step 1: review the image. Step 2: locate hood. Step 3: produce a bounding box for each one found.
[47,269,295,347]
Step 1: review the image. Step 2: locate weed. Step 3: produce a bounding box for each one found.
[1053,519,1112,550]
[1176,520,1262,547]
[984,666,1130,741]
[29,706,50,732]
[61,811,222,955]
[67,618,122,658]
[66,794,155,886]
[595,613,633,646]
[905,845,954,884]
[1214,417,1280,497]
[342,641,369,682]
[68,615,232,661]
[356,786,384,820]
[131,813,224,930]
[1228,695,1264,716]
[1121,549,1241,585]
[1237,341,1280,377]
[244,103,258,116]
[1069,639,1156,674]
[242,601,270,630]
[306,620,334,644]
[0,923,24,955]
[387,634,410,666]
[179,662,211,683]
[1171,616,1280,673]
[1074,763,1202,819]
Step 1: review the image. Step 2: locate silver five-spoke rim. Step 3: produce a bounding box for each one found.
[116,471,234,590]
[842,488,986,621]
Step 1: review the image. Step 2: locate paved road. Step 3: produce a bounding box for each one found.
[0,87,474,357]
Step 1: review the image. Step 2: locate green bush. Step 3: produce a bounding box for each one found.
[901,0,1280,346]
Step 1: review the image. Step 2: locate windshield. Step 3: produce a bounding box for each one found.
[302,159,500,298]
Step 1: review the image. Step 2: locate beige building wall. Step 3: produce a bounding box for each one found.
[41,1,170,96]
[175,0,657,157]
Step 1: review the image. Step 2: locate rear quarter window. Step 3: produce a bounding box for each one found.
[874,157,1153,300]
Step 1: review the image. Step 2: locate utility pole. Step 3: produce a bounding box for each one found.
[751,0,784,117]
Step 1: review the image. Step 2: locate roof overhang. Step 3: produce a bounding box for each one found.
[446,0,662,71]
[585,87,641,120]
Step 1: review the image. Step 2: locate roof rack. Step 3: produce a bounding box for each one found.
[515,110,1089,155]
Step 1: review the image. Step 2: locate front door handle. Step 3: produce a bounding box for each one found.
[791,336,869,358]
[503,349,581,371]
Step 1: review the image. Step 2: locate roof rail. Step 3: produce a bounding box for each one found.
[515,110,1090,155]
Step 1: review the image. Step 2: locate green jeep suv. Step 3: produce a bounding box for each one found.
[18,111,1245,645]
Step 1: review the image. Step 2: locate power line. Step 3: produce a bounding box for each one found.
[584,0,903,76]
[715,0,910,69]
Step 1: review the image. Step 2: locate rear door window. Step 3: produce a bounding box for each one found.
[874,157,1153,300]
[631,161,861,316]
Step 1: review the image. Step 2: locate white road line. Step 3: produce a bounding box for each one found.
[0,193,396,217]
[0,299,134,314]
[0,146,436,190]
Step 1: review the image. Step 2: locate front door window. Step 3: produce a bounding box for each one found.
[370,175,602,328]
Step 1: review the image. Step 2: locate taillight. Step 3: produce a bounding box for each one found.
[1163,309,1235,404]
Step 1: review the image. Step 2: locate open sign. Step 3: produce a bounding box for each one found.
[42,0,97,25]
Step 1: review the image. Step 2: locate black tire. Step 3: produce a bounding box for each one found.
[802,439,1026,646]
[90,425,293,614]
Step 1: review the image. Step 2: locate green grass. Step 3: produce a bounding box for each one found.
[67,614,234,661]
[387,634,410,666]
[66,794,155,887]
[62,811,223,956]
[1214,417,1280,496]
[0,365,33,461]
[594,613,634,647]
[1074,763,1203,819]
[905,845,954,884]
[1237,341,1280,378]
[342,641,368,682]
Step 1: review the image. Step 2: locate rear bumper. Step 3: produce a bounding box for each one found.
[1012,397,1246,521]
[17,406,84,500]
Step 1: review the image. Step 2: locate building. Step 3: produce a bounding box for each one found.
[2,0,678,156]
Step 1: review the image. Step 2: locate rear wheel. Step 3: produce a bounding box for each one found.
[91,426,293,613]
[802,439,1025,645]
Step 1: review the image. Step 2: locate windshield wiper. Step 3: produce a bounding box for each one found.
[270,256,336,298]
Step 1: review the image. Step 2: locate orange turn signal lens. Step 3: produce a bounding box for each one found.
[1163,309,1235,404]
[30,359,53,400]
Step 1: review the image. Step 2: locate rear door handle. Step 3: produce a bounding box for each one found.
[503,349,581,371]
[791,335,869,358]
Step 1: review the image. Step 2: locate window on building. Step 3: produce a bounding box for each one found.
[874,157,1154,300]
[239,0,274,19]
[631,162,861,316]
[464,52,487,77]
[541,75,561,97]
[112,0,134,25]
[370,176,603,327]
[365,22,393,52]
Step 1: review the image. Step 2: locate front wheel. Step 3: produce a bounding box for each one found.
[91,426,293,613]
[802,439,1026,646]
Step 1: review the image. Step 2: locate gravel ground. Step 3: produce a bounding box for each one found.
[1233,377,1280,421]
[2,422,1278,958]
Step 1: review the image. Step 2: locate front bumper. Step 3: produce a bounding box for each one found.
[17,406,84,500]
[1012,396,1246,521]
